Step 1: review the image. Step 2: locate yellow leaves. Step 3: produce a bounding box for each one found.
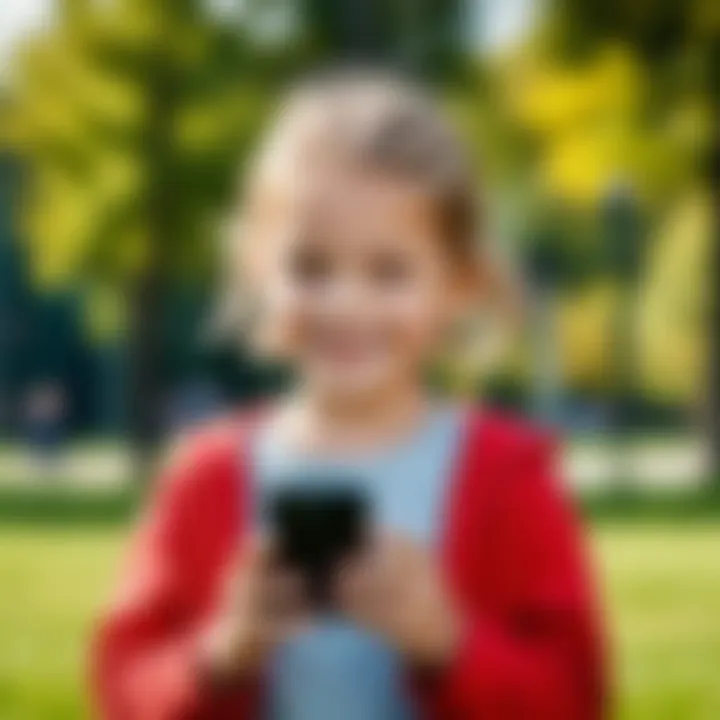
[9,0,257,303]
[540,127,627,203]
[664,98,714,158]
[508,45,642,139]
[71,63,146,130]
[509,66,594,136]
[692,0,720,37]
[11,40,84,152]
[174,101,230,155]
[84,285,127,343]
[94,150,145,207]
[501,45,658,205]
[94,2,165,50]
[24,148,146,288]
[174,88,270,158]
[12,29,146,159]
[114,224,150,277]
[637,192,711,401]
[554,192,711,402]
[494,30,712,209]
[27,187,96,288]
[557,282,615,390]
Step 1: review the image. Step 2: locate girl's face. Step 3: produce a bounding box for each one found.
[250,166,467,402]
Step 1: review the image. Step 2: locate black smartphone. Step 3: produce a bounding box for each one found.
[266,483,369,607]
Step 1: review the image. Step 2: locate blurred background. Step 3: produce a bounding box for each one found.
[0,0,718,718]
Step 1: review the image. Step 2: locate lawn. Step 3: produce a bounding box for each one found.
[0,523,718,719]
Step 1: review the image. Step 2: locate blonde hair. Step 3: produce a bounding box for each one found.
[215,71,522,373]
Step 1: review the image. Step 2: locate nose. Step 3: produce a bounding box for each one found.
[316,275,369,318]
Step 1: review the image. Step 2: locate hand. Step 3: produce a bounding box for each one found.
[201,535,309,682]
[336,532,463,667]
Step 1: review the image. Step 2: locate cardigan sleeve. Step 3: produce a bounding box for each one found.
[426,434,606,719]
[90,431,259,720]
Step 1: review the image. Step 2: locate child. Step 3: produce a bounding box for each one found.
[92,73,605,719]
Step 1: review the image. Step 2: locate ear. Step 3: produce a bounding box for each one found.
[446,249,485,319]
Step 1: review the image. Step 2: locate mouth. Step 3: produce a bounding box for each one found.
[310,332,383,366]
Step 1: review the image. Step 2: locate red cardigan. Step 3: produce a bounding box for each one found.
[92,410,605,719]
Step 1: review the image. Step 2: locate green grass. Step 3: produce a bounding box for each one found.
[0,524,718,719]
[596,524,720,719]
[0,528,122,720]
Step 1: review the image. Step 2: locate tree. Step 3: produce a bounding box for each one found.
[8,0,271,470]
[544,0,719,475]
[298,0,466,79]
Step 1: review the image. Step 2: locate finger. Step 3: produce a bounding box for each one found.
[264,569,309,618]
[372,531,435,614]
[335,558,366,606]
[369,525,394,556]
[335,556,360,604]
[386,532,433,583]
[264,614,312,645]
[242,533,282,597]
[335,557,389,627]
[357,530,411,604]
[366,531,406,588]
[243,532,278,573]
[385,530,421,560]
[224,533,277,610]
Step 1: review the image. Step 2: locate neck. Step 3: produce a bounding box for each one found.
[279,382,429,453]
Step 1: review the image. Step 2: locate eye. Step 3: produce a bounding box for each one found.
[288,244,333,285]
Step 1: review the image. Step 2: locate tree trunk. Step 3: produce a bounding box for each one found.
[127,267,167,478]
[708,39,720,484]
[530,282,564,426]
[126,36,177,480]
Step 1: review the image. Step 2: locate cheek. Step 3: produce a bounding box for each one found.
[378,283,450,349]
[263,274,311,335]
[263,269,341,346]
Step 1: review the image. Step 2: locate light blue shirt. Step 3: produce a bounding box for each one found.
[250,406,465,720]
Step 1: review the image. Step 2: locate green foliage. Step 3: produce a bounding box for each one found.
[549,0,718,63]
[9,0,272,297]
[298,0,467,80]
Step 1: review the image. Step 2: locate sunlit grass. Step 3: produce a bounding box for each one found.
[596,524,720,719]
[0,523,718,718]
[0,529,122,720]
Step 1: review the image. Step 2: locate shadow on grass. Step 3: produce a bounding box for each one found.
[0,484,144,526]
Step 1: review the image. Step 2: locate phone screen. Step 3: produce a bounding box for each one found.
[267,483,368,607]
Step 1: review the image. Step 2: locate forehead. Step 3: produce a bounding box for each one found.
[259,163,440,245]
